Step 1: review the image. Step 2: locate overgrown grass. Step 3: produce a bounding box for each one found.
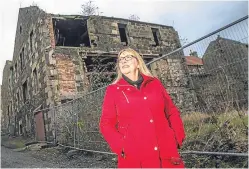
[1,136,26,149]
[181,110,248,168]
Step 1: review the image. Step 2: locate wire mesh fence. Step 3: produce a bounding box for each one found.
[34,16,248,168]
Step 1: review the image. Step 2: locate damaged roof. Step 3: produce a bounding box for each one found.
[185,56,203,66]
[51,14,173,28]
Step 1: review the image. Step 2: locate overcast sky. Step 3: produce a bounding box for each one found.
[0,0,248,84]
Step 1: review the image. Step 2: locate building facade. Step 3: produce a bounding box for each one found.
[1,61,13,131]
[1,6,195,138]
[196,36,248,112]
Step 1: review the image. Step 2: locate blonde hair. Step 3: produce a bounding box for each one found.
[112,48,153,84]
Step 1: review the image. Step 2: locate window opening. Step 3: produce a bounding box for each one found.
[118,23,128,46]
[151,28,160,46]
[53,18,90,47]
[22,81,28,103]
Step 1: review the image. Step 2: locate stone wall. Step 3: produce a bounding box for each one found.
[197,37,248,112]
[86,16,182,54]
[150,58,197,112]
[1,61,13,129]
[6,6,54,136]
[187,65,204,75]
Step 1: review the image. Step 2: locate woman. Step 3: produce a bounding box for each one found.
[99,48,186,168]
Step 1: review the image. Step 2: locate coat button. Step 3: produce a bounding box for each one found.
[150,119,153,123]
[144,97,147,100]
[117,87,119,89]
[127,88,130,91]
[154,147,158,151]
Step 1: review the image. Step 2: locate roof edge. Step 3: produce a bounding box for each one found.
[50,14,174,29]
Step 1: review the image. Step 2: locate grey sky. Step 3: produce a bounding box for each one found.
[0,0,248,84]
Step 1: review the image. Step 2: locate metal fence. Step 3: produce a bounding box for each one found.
[35,16,248,168]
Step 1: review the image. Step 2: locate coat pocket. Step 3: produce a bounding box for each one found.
[118,124,137,159]
[118,125,128,156]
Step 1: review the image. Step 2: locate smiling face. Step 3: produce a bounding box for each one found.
[118,51,139,75]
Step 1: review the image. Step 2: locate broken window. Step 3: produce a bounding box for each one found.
[84,56,116,90]
[20,51,22,70]
[33,68,38,93]
[22,81,28,103]
[85,56,116,72]
[14,63,17,80]
[20,47,25,70]
[30,31,34,52]
[118,23,128,46]
[19,124,23,135]
[20,26,22,34]
[7,105,10,118]
[53,18,90,47]
[10,67,13,86]
[151,28,160,46]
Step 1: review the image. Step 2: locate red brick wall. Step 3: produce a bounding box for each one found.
[47,16,55,49]
[55,54,76,96]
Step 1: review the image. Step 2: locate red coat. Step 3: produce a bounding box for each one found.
[99,74,186,168]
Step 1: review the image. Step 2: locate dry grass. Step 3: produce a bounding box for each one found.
[181,110,248,168]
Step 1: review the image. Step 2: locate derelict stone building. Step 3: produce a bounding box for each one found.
[1,6,195,137]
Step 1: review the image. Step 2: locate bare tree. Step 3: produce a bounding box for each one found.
[128,14,140,21]
[179,36,189,46]
[81,0,100,16]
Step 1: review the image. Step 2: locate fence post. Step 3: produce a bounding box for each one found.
[53,107,57,144]
[76,100,79,148]
[73,101,76,148]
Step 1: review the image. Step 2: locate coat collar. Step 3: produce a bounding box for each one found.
[116,73,155,87]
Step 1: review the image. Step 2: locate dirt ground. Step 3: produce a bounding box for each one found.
[1,135,116,168]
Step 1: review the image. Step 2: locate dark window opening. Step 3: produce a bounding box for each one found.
[85,56,116,72]
[20,53,22,70]
[15,63,17,80]
[33,68,38,93]
[17,92,19,103]
[53,18,90,47]
[19,124,23,135]
[20,26,22,34]
[151,28,160,46]
[84,56,117,90]
[7,105,10,117]
[118,24,128,46]
[30,31,33,52]
[20,47,25,70]
[22,81,28,103]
